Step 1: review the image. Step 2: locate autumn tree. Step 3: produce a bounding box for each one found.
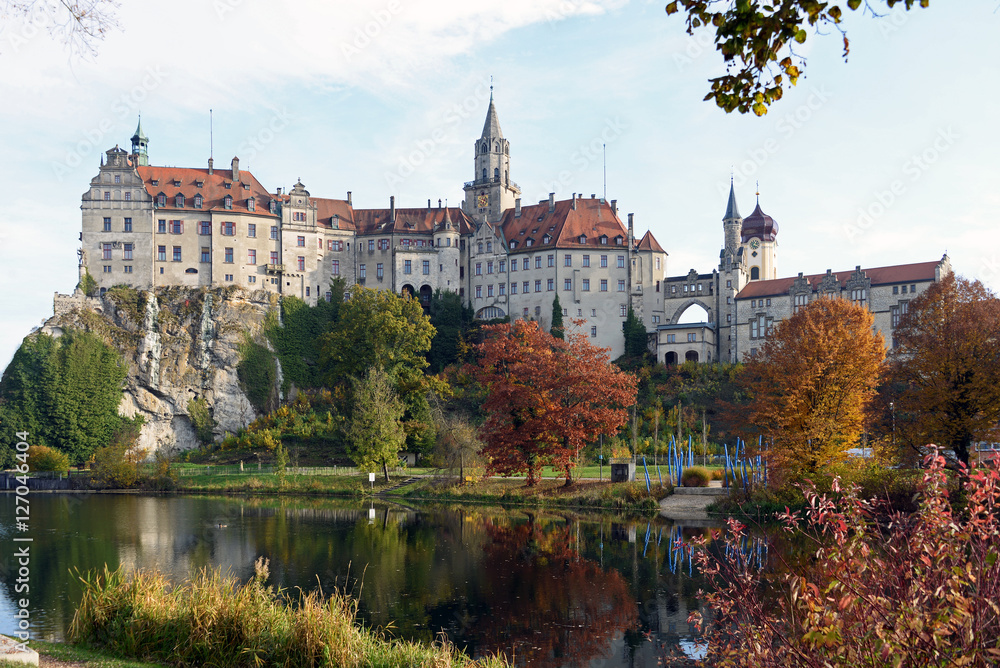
[889,274,1000,467]
[470,319,638,486]
[665,0,930,115]
[741,297,885,478]
[346,367,406,482]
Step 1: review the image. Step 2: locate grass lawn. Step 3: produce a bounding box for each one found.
[5,640,167,667]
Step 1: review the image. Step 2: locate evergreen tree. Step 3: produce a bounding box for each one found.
[622,307,648,358]
[550,295,564,339]
[427,289,473,372]
[346,367,406,482]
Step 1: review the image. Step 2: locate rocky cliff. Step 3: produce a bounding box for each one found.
[42,287,280,454]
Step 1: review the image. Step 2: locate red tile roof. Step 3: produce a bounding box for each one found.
[312,197,356,231]
[636,230,665,253]
[137,166,278,218]
[498,197,626,251]
[351,207,474,236]
[737,260,941,299]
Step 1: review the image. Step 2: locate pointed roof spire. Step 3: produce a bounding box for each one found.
[724,176,741,220]
[481,83,503,140]
[131,115,148,143]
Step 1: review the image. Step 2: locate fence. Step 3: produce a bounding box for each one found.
[172,465,411,477]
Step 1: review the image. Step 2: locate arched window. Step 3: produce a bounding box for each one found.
[482,168,487,180]
[751,266,760,280]
[494,167,499,180]
[685,350,699,363]
[665,351,677,365]
[481,142,488,154]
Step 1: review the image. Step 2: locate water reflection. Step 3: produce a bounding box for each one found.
[0,494,760,667]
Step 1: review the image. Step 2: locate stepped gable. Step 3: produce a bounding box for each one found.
[635,230,665,252]
[351,207,474,236]
[137,165,278,217]
[737,261,941,299]
[497,197,626,250]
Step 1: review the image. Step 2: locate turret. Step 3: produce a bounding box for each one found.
[130,116,149,167]
[723,178,741,255]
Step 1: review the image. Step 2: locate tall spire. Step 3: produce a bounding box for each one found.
[481,92,503,140]
[130,115,149,166]
[724,177,740,220]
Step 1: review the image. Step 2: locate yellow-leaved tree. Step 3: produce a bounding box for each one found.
[741,297,885,479]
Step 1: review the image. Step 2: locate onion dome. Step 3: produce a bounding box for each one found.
[740,201,778,243]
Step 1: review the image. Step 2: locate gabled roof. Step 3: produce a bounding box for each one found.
[737,261,941,299]
[497,197,626,251]
[636,230,665,253]
[313,197,356,231]
[137,166,278,218]
[351,207,474,236]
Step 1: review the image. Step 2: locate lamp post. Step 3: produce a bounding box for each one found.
[890,401,896,452]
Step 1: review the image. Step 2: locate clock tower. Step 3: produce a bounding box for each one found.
[740,194,779,281]
[463,91,520,226]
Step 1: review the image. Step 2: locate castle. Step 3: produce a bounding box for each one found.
[80,101,950,361]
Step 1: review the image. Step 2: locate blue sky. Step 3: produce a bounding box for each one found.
[1,1,997,370]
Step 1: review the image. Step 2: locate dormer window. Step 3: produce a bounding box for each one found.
[510,240,518,249]
[542,234,551,244]
[579,235,587,244]
[194,194,203,209]
[615,235,623,245]
[269,200,277,214]
[242,183,250,190]
[525,238,534,247]
[224,182,232,189]
[173,179,182,187]
[151,179,159,187]
[156,194,166,207]
[195,180,204,188]
[175,194,184,208]
[247,198,255,212]
[599,235,608,245]
[224,195,232,210]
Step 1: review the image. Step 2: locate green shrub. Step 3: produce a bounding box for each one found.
[682,465,711,487]
[27,444,70,472]
[237,337,278,414]
[77,269,98,297]
[91,420,147,489]
[186,396,215,444]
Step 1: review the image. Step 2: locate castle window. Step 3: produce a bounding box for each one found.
[600,279,608,292]
[535,306,541,316]
[157,194,165,207]
[173,246,182,262]
[248,249,256,265]
[656,257,661,270]
[114,174,121,184]
[102,243,112,260]
[359,264,366,279]
[617,255,625,268]
[547,254,554,267]
[494,167,499,180]
[523,258,529,270]
[656,281,660,292]
[331,259,340,275]
[487,284,494,297]
[247,223,256,238]
[478,242,483,254]
[376,263,384,279]
[222,222,235,236]
[224,195,232,209]
[525,238,533,247]
[579,235,587,244]
[543,234,551,244]
[851,288,867,307]
[194,194,202,208]
[499,283,506,296]
[201,248,210,263]
[688,333,697,342]
[750,266,760,280]
[175,194,184,207]
[104,191,110,201]
[297,256,305,271]
[476,262,482,276]
[297,236,305,247]
[583,279,590,291]
[487,261,494,274]
[564,254,572,267]
[615,236,623,245]
[103,217,111,232]
[475,285,482,299]
[910,284,916,292]
[123,243,133,260]
[618,279,625,292]
[487,241,492,252]
[247,198,255,212]
[270,251,278,265]
[404,260,412,274]
[157,246,166,261]
[509,240,517,249]
[535,280,541,292]
[225,274,233,282]
[511,282,517,294]
[124,218,132,232]
[170,220,183,234]
[599,235,607,245]
[766,298,771,306]
[547,278,554,291]
[482,168,487,180]
[793,293,808,313]
[564,278,572,291]
[294,211,307,222]
[499,260,506,272]
[224,248,233,263]
[893,285,899,295]
[583,255,590,268]
[124,192,132,201]
[270,226,278,240]
[620,305,627,317]
[269,201,276,214]
[591,326,597,338]
[535,256,542,269]
[600,255,608,268]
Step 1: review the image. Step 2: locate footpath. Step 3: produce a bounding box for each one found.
[659,481,727,523]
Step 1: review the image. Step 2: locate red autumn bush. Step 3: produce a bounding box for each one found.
[687,450,1000,667]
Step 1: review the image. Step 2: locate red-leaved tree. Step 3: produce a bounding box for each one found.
[470,320,637,486]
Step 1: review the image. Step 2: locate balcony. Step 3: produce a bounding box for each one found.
[264,263,284,274]
[463,176,521,192]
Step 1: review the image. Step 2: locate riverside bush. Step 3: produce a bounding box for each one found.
[71,558,507,668]
[681,466,711,487]
[27,445,69,472]
[687,453,1000,667]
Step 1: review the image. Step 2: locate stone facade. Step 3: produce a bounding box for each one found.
[79,111,949,362]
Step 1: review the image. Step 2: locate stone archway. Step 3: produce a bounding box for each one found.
[669,298,714,325]
[665,351,678,365]
[401,284,415,299]
[419,285,433,309]
[685,350,699,363]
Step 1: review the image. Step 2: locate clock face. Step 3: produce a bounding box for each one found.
[749,238,761,250]
[477,193,489,208]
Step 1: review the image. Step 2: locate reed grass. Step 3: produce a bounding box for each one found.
[70,558,508,668]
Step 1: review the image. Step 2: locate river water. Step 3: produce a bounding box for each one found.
[0,493,730,667]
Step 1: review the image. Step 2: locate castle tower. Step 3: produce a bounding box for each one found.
[740,191,779,281]
[723,178,742,255]
[130,117,149,167]
[462,91,520,225]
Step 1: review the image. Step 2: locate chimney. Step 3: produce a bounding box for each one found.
[548,192,555,213]
[346,191,352,205]
[572,193,577,210]
[390,195,395,222]
[438,198,442,209]
[515,197,521,218]
[207,157,214,175]
[611,199,617,216]
[231,156,240,182]
[591,193,596,199]
[276,187,282,195]
[428,199,431,210]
